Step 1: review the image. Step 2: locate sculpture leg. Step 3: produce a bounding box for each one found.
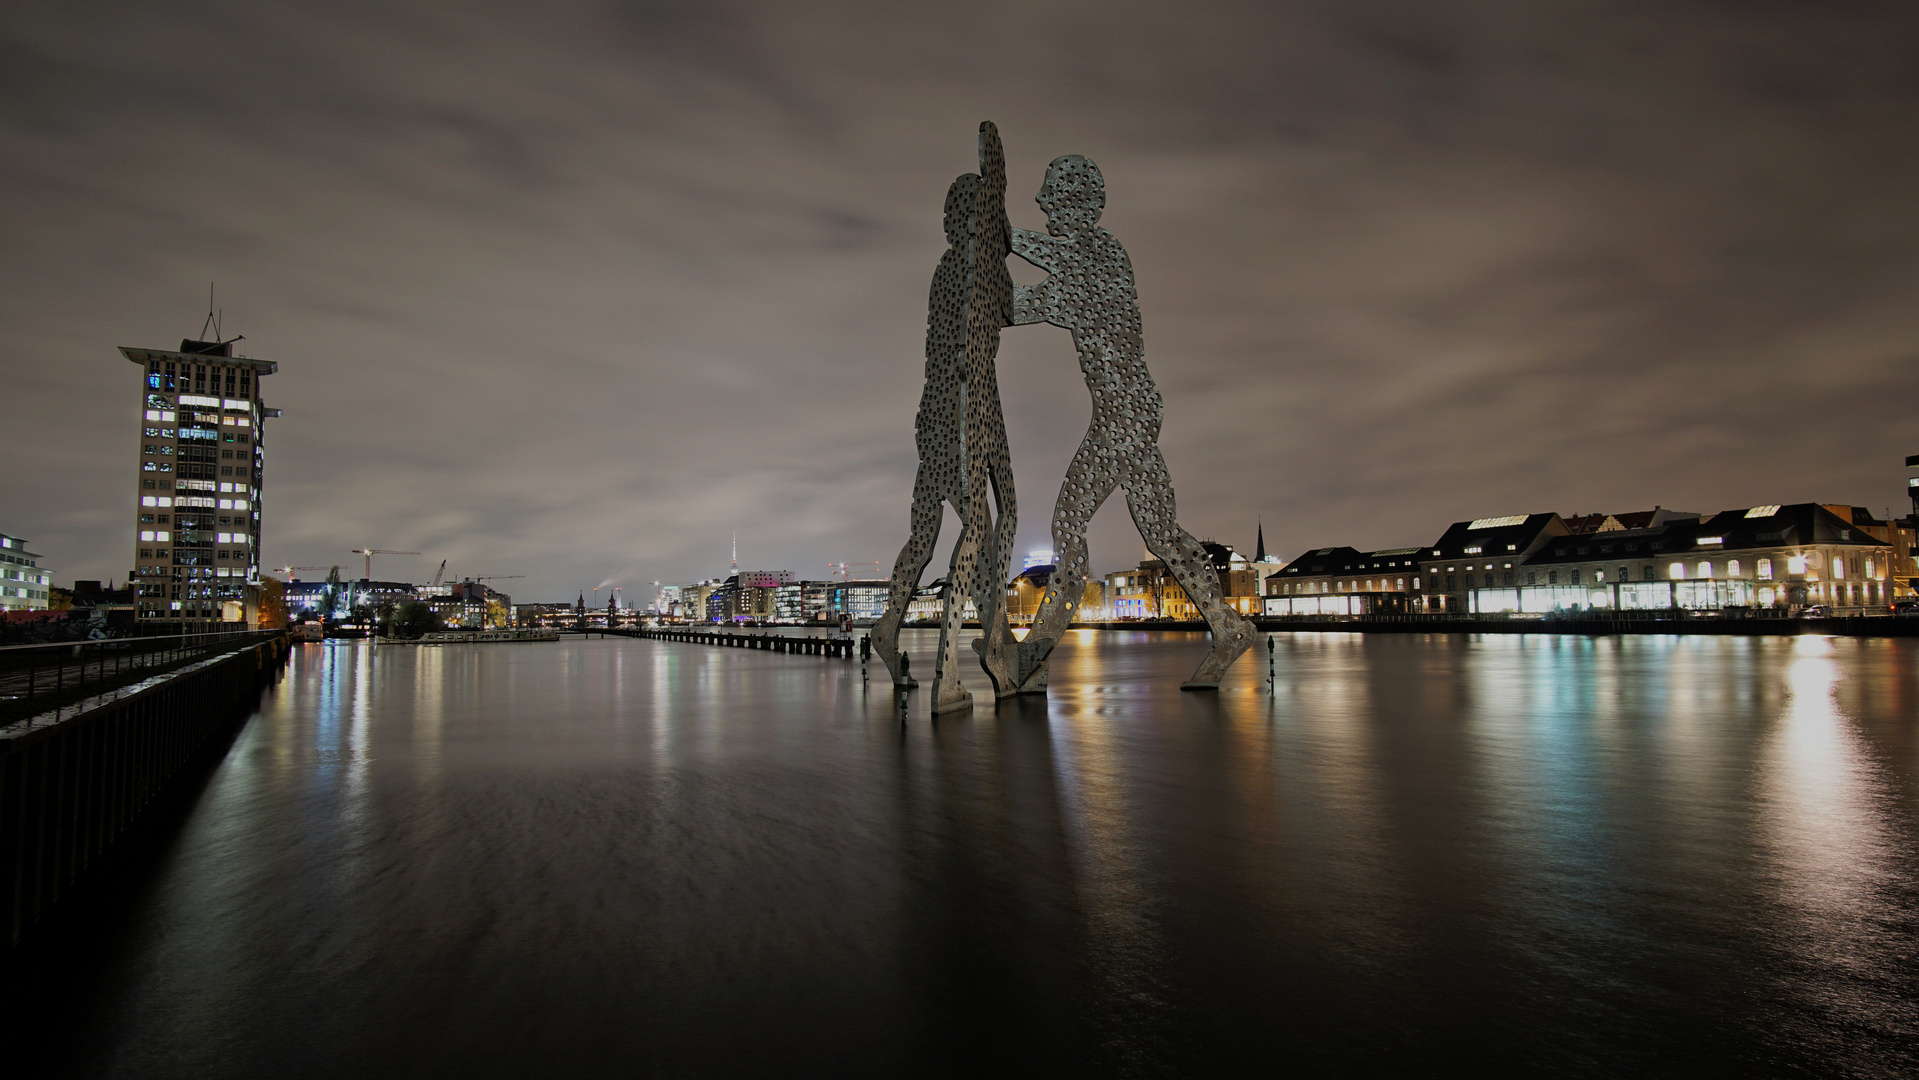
[873,476,946,688]
[933,508,990,715]
[1124,449,1256,689]
[970,459,1018,697]
[1014,442,1118,694]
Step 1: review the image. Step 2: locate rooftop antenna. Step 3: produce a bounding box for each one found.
[200,282,218,341]
[731,531,738,575]
[196,282,246,348]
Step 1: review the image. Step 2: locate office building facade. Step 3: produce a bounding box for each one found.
[0,532,52,611]
[122,336,279,626]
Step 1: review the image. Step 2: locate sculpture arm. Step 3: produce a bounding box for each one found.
[1011,283,1048,326]
[1009,228,1064,326]
[1010,228,1060,273]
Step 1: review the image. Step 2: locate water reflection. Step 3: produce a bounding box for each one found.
[22,632,1919,1078]
[1756,636,1918,1071]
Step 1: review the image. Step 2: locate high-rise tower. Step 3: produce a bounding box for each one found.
[121,333,280,627]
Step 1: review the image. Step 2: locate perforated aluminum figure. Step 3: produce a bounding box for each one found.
[1008,154,1256,690]
[870,123,1018,714]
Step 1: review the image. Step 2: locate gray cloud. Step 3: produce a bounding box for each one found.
[4,1,1919,598]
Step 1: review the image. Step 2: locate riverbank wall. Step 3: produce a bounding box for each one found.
[1,633,293,947]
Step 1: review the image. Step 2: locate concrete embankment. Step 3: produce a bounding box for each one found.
[0,633,293,947]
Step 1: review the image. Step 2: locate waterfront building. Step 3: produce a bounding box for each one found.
[828,580,890,621]
[514,603,577,628]
[711,569,792,621]
[122,334,279,626]
[284,578,416,618]
[1260,546,1425,616]
[773,580,835,623]
[1512,504,1897,614]
[903,578,975,622]
[682,581,721,622]
[0,532,52,611]
[1105,563,1159,619]
[1102,542,1251,619]
[1415,513,1569,613]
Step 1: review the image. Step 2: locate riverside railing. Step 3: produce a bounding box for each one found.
[0,628,282,724]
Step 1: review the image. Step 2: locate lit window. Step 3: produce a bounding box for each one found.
[1757,558,1772,580]
[1728,559,1741,576]
[1865,558,1876,579]
[1697,561,1712,579]
[1833,558,1846,579]
[1595,570,1605,582]
[1669,562,1686,580]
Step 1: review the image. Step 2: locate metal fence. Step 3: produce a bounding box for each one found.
[0,629,283,722]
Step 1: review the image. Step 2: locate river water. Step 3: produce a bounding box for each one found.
[17,630,1919,1077]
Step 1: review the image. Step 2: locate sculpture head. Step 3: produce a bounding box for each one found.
[944,173,981,247]
[1036,155,1104,236]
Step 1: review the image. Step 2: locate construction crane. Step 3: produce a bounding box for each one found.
[429,560,446,588]
[828,561,884,581]
[350,548,420,581]
[273,565,328,580]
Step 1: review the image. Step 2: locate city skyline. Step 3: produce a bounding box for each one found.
[7,3,1919,601]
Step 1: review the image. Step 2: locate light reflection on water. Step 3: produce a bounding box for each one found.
[22,631,1919,1078]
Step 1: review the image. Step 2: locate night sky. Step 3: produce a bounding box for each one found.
[7,1,1919,601]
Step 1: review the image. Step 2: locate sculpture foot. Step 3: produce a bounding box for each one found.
[972,637,1016,698]
[1184,612,1257,687]
[1013,636,1054,695]
[931,685,973,715]
[871,614,908,686]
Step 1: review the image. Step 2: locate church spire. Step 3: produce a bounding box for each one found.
[1255,518,1266,562]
